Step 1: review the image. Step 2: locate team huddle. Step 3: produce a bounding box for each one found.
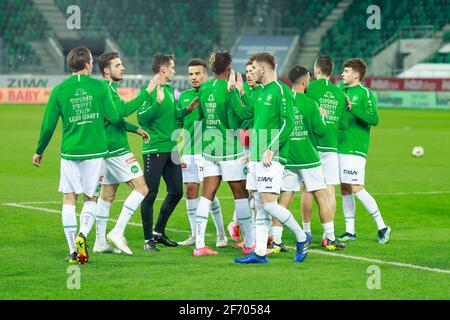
[33,46,391,265]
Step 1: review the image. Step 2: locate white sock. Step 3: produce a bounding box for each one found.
[271,226,283,244]
[112,190,145,235]
[355,189,387,231]
[235,198,255,248]
[79,201,97,238]
[264,202,306,242]
[302,221,311,233]
[186,198,199,237]
[342,194,356,235]
[62,205,77,254]
[232,210,237,224]
[254,193,271,256]
[210,197,226,238]
[95,198,111,244]
[322,221,335,241]
[195,197,211,248]
[249,197,256,242]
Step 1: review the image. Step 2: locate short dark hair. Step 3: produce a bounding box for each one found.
[288,65,309,84]
[98,52,119,76]
[152,54,174,74]
[67,47,92,72]
[315,55,334,76]
[253,52,276,70]
[343,58,368,81]
[188,58,208,70]
[209,50,232,74]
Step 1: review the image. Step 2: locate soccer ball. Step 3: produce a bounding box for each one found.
[412,146,424,157]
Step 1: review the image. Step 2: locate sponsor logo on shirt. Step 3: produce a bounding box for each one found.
[75,88,87,96]
[208,94,214,102]
[131,165,139,174]
[325,91,335,99]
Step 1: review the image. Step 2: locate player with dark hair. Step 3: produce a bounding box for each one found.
[300,55,348,246]
[137,54,197,252]
[193,50,255,256]
[176,58,227,248]
[234,53,311,264]
[92,52,153,255]
[338,58,391,244]
[33,47,124,264]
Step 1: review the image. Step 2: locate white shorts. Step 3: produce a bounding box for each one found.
[318,151,340,185]
[59,158,105,197]
[246,161,284,194]
[281,167,327,192]
[103,153,143,185]
[203,157,247,182]
[339,154,366,185]
[181,154,204,184]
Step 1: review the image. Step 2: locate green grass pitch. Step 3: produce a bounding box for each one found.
[0,105,449,299]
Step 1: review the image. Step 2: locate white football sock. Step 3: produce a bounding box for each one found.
[186,198,199,237]
[342,194,356,235]
[62,205,77,254]
[302,221,311,233]
[249,197,256,241]
[271,226,283,244]
[231,210,237,225]
[210,197,226,238]
[254,193,271,256]
[355,189,387,231]
[235,198,255,248]
[195,197,211,248]
[264,202,306,242]
[95,198,111,244]
[112,190,145,235]
[79,201,97,238]
[322,221,335,241]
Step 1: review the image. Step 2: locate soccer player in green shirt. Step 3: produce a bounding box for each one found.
[337,58,391,244]
[175,58,227,248]
[32,47,124,264]
[137,54,187,251]
[93,52,154,256]
[277,65,345,251]
[302,55,349,246]
[234,53,311,264]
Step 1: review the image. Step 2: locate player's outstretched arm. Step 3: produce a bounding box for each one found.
[136,100,155,126]
[113,86,152,117]
[229,89,253,123]
[103,82,125,126]
[34,88,61,162]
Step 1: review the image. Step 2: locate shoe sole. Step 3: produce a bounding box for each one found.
[75,236,88,265]
[338,237,357,242]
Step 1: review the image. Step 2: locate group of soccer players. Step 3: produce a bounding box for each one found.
[33,46,391,265]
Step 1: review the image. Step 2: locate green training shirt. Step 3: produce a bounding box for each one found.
[306,79,348,153]
[35,74,123,160]
[105,80,150,157]
[286,92,326,169]
[338,84,379,159]
[198,79,245,161]
[175,88,202,156]
[137,84,178,155]
[240,80,295,164]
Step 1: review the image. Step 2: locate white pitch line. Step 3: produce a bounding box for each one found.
[3,190,450,205]
[2,202,450,275]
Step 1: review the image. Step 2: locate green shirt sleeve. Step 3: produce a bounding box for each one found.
[229,89,253,123]
[269,88,294,151]
[351,90,379,126]
[137,99,155,126]
[102,82,124,126]
[125,121,140,133]
[113,86,150,117]
[35,88,60,155]
[311,101,326,137]
[175,100,184,129]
